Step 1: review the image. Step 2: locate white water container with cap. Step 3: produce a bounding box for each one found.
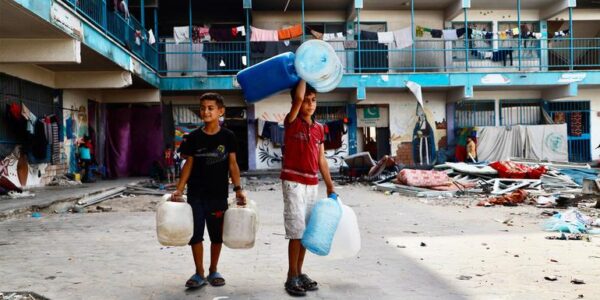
[156,194,194,246]
[223,200,259,249]
[294,39,343,93]
[328,199,361,259]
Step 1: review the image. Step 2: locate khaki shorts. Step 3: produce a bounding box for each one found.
[282,180,319,239]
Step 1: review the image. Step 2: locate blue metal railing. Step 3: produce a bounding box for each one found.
[62,0,158,70]
[157,37,600,76]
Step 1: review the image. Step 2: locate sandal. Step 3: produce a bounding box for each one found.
[285,276,307,297]
[185,273,207,289]
[299,274,318,291]
[207,271,226,286]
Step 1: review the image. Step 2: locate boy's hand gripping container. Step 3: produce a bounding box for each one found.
[301,195,342,256]
[223,200,259,249]
[156,194,194,246]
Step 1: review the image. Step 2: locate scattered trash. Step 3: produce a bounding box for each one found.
[7,191,35,199]
[457,275,472,280]
[571,278,585,285]
[543,209,599,234]
[545,233,590,241]
[420,242,427,247]
[550,259,558,263]
[544,276,557,281]
[31,212,41,219]
[96,205,112,212]
[478,190,528,206]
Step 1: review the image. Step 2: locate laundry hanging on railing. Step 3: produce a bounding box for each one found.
[277,24,303,40]
[250,26,279,42]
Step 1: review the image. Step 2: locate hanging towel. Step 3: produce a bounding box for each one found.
[512,27,520,36]
[392,27,413,49]
[236,25,246,36]
[533,32,542,39]
[499,31,507,40]
[377,31,394,44]
[21,104,37,134]
[257,119,266,137]
[310,29,323,39]
[250,26,279,42]
[277,24,303,40]
[173,26,190,44]
[415,26,424,38]
[443,29,458,40]
[148,29,156,45]
[430,29,443,38]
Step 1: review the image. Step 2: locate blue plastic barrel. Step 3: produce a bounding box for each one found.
[294,40,343,93]
[302,196,342,256]
[236,52,300,103]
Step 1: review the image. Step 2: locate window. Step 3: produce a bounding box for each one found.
[454,100,495,128]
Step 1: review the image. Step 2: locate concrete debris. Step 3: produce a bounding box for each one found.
[74,187,126,209]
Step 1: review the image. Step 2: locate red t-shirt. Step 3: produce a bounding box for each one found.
[280,116,324,185]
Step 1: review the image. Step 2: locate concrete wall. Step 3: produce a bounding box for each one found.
[0,64,55,88]
[468,88,600,161]
[358,91,447,157]
[251,11,347,29]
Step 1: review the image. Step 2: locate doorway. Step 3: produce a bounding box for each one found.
[357,105,391,161]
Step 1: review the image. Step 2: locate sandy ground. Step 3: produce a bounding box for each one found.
[1,179,599,299]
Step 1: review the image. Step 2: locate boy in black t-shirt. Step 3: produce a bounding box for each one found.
[172,92,246,289]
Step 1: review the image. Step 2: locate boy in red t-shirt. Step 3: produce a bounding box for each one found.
[280,80,336,296]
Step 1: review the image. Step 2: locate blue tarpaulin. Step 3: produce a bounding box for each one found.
[558,168,599,185]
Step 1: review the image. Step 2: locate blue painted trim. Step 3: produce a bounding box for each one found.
[160,76,238,90]
[346,104,358,155]
[301,0,305,42]
[517,0,522,71]
[161,71,600,91]
[354,0,363,9]
[569,7,574,71]
[243,0,252,9]
[462,0,471,8]
[12,0,51,20]
[82,22,131,71]
[247,104,257,170]
[411,0,415,72]
[357,8,361,73]
[463,7,469,72]
[540,21,548,71]
[137,60,160,87]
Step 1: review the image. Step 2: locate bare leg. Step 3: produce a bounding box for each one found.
[209,243,222,273]
[191,242,204,276]
[297,244,307,275]
[288,239,302,280]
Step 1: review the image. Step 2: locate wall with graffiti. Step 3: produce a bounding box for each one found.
[359,92,448,154]
[62,90,96,173]
[253,95,349,170]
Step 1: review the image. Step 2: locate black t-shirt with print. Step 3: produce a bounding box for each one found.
[179,127,238,211]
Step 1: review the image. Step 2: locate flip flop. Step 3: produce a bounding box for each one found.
[207,271,226,286]
[285,276,307,297]
[185,273,207,289]
[299,274,318,291]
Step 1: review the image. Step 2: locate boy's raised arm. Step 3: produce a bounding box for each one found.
[286,80,306,124]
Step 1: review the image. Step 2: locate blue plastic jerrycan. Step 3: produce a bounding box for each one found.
[302,194,342,256]
[236,52,300,103]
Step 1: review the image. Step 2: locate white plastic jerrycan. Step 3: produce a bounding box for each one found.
[156,194,194,246]
[328,198,361,259]
[223,199,259,249]
[294,39,343,93]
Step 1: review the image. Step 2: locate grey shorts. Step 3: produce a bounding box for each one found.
[282,180,318,239]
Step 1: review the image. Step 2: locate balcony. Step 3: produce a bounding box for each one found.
[158,37,600,76]
[62,0,158,70]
